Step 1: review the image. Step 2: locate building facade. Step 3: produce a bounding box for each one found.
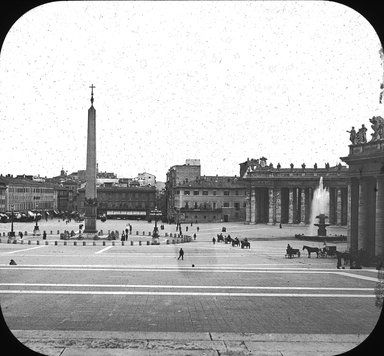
[0,176,57,212]
[165,160,246,223]
[341,117,384,261]
[240,158,349,226]
[78,186,156,220]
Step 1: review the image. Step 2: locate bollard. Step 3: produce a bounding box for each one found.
[45,240,48,245]
[55,241,58,245]
[83,241,86,246]
[103,241,106,246]
[28,240,31,245]
[64,241,67,246]
[20,239,24,244]
[131,240,133,246]
[143,231,145,236]
[57,230,60,234]
[37,240,40,245]
[139,241,142,246]
[147,241,150,245]
[122,241,124,246]
[74,241,77,246]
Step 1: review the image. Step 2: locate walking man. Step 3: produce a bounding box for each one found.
[178,248,184,260]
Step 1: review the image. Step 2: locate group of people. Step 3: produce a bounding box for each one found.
[120,224,133,241]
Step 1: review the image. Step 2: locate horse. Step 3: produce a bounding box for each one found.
[224,236,233,244]
[241,239,250,249]
[335,251,350,268]
[302,245,320,258]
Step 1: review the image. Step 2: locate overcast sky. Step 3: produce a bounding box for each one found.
[0,1,383,181]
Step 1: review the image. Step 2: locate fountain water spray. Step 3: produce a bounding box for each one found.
[308,177,329,236]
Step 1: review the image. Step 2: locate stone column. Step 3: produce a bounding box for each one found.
[300,189,306,225]
[268,188,274,224]
[375,176,384,256]
[275,188,281,224]
[245,189,251,224]
[288,188,293,224]
[357,179,367,251]
[250,188,256,224]
[349,178,359,254]
[336,188,342,226]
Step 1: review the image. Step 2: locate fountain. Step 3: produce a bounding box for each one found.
[294,177,345,241]
[308,176,329,237]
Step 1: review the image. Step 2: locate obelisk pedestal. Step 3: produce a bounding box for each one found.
[84,85,98,235]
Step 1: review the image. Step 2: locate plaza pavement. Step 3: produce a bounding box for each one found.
[0,221,382,355]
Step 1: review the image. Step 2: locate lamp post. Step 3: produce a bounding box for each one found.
[151,206,161,239]
[33,203,40,235]
[9,204,15,237]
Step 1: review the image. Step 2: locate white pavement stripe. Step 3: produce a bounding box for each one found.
[0,290,374,297]
[0,283,373,291]
[335,271,379,282]
[5,246,46,254]
[95,246,113,254]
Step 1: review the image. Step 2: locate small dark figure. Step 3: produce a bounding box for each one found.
[279,223,282,229]
[191,222,193,226]
[43,231,47,240]
[125,228,129,236]
[129,224,132,234]
[197,226,199,232]
[121,232,125,241]
[178,248,184,260]
[337,254,342,269]
[192,264,195,267]
[19,232,23,239]
[212,237,216,244]
[9,259,17,265]
[186,226,188,232]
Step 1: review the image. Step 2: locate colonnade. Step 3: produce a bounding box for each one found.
[245,186,348,226]
[348,176,384,257]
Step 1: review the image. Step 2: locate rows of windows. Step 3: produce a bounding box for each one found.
[182,201,244,210]
[178,189,243,196]
[9,187,53,194]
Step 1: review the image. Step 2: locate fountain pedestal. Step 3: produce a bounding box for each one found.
[314,214,330,237]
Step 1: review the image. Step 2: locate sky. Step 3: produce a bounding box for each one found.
[0,1,383,182]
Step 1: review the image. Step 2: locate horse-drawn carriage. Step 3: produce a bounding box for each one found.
[232,237,240,247]
[285,245,300,258]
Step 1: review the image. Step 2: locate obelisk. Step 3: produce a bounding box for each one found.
[84,84,98,234]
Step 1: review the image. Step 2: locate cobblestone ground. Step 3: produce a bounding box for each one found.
[0,221,381,355]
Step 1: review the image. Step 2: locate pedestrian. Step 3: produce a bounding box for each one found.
[43,231,47,240]
[178,248,184,260]
[129,224,132,234]
[193,233,196,240]
[197,226,199,232]
[186,226,188,232]
[121,232,125,241]
[279,223,282,229]
[212,237,216,244]
[191,222,193,226]
[336,253,342,269]
[19,232,23,239]
[125,228,129,237]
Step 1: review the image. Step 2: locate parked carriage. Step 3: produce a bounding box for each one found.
[285,245,300,258]
[241,238,250,249]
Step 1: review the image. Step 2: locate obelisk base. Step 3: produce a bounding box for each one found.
[84,205,98,234]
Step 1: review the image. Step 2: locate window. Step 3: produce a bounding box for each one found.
[202,191,208,195]
[193,191,199,195]
[213,191,217,196]
[185,202,189,209]
[176,190,180,195]
[234,202,240,210]
[235,190,239,196]
[184,190,190,195]
[223,202,229,207]
[213,202,216,209]
[224,191,229,196]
